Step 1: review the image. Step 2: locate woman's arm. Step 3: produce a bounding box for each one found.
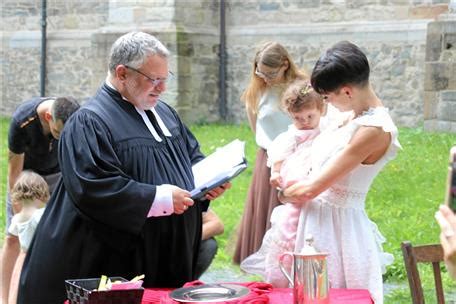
[282,126,391,204]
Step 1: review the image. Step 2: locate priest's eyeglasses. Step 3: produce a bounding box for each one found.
[125,65,174,86]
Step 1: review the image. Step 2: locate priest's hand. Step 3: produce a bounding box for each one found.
[171,186,194,214]
[204,182,231,201]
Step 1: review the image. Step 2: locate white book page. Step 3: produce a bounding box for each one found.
[192,139,246,189]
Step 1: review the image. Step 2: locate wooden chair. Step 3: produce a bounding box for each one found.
[401,241,445,304]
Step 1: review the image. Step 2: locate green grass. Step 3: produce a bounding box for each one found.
[0,117,8,241]
[1,118,455,303]
[188,124,456,303]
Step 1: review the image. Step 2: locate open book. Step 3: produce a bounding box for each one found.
[191,139,247,200]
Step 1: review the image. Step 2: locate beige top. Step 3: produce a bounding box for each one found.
[255,86,291,150]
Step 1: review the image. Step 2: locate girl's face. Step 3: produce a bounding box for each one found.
[255,62,288,86]
[290,107,322,130]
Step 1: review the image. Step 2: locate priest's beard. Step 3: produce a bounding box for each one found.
[124,77,159,110]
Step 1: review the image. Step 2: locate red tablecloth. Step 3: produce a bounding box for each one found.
[66,282,373,304]
[141,283,374,303]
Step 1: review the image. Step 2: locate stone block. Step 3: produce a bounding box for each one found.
[63,15,80,29]
[177,42,195,57]
[433,0,450,4]
[425,119,456,132]
[436,100,456,121]
[409,4,449,20]
[426,22,444,61]
[441,90,456,101]
[442,32,456,51]
[259,2,280,11]
[449,62,456,89]
[9,31,40,48]
[424,62,450,90]
[321,0,344,4]
[108,6,147,24]
[423,91,439,119]
[294,0,320,8]
[440,49,456,61]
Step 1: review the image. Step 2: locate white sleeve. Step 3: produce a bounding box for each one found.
[147,184,174,217]
[8,216,19,236]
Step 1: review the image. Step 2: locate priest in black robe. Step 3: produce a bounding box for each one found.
[18,31,229,304]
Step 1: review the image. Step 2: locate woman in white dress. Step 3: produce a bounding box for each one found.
[240,80,328,287]
[281,41,400,304]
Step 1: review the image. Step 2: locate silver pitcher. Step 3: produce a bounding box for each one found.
[279,235,329,304]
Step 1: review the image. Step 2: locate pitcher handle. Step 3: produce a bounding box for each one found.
[278,252,294,287]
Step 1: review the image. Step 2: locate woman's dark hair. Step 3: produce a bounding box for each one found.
[310,41,370,94]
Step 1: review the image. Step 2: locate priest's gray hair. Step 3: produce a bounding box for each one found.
[108,31,169,75]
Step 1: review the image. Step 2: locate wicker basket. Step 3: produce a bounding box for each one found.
[65,277,144,304]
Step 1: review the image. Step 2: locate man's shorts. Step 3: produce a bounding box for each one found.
[5,172,61,234]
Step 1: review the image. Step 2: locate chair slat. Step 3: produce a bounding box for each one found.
[432,262,445,304]
[401,241,446,304]
[413,244,444,263]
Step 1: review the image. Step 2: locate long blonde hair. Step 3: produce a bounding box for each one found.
[241,41,307,114]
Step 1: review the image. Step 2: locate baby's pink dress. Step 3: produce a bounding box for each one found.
[240,125,320,287]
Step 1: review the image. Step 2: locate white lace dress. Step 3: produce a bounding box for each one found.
[294,107,400,304]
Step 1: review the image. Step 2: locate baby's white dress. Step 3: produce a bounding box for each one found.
[8,208,45,251]
[294,107,400,304]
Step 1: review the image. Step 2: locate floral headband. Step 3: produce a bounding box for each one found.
[299,82,314,97]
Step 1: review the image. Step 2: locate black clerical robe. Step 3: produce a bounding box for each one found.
[18,84,206,304]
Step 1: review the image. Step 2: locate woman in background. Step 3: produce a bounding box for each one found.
[233,41,307,264]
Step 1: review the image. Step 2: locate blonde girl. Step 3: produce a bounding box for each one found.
[234,41,307,264]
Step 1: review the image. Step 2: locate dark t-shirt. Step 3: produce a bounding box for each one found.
[8,97,59,175]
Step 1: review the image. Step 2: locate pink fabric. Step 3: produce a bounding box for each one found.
[294,128,320,143]
[272,204,300,247]
[268,288,373,304]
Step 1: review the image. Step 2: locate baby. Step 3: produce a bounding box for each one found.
[241,79,327,287]
[7,170,50,304]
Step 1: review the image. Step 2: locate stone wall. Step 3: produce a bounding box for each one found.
[423,11,456,132]
[0,0,451,128]
[224,0,449,126]
[226,22,431,126]
[0,0,222,123]
[1,0,110,114]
